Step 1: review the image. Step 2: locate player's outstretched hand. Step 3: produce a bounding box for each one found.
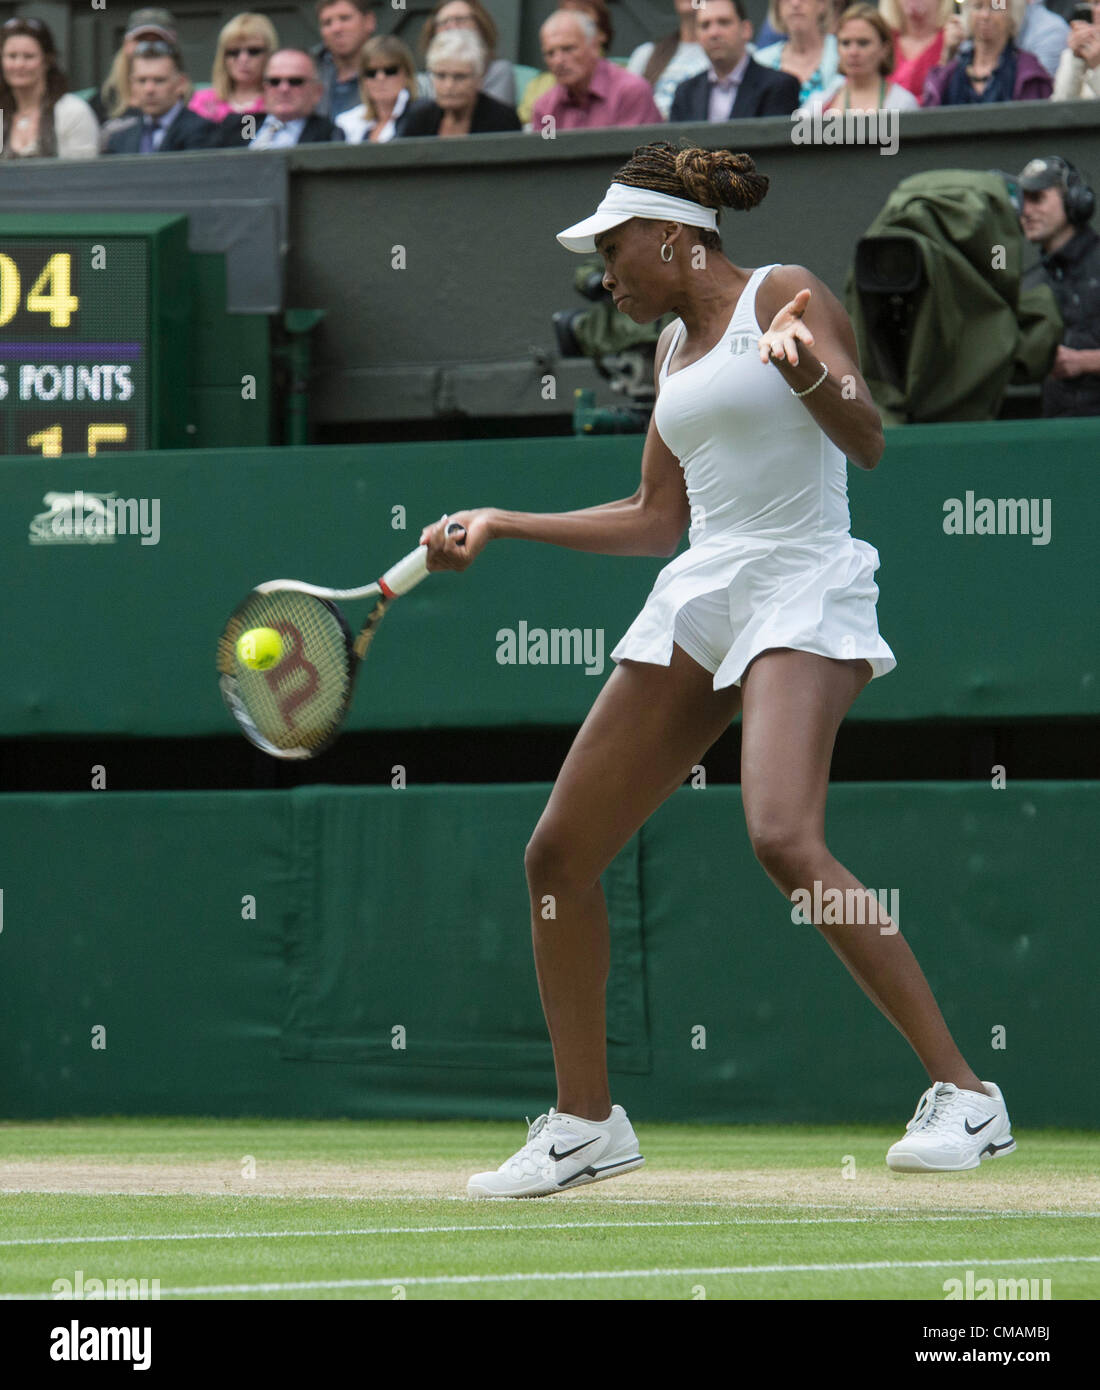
[419,508,493,572]
[758,287,815,368]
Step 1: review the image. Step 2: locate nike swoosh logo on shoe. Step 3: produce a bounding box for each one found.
[557,1155,641,1186]
[983,1138,1015,1155]
[964,1116,995,1135]
[548,1139,598,1161]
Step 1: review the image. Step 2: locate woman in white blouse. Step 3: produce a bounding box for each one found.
[0,16,98,159]
[336,35,418,143]
[797,4,920,112]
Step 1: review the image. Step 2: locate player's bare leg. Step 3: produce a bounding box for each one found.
[524,644,741,1122]
[738,647,985,1094]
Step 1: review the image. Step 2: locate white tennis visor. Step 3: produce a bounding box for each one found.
[556,183,720,254]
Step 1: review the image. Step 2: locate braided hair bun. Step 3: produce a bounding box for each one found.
[611,142,768,249]
[673,146,768,213]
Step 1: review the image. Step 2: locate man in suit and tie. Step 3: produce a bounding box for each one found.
[215,50,346,147]
[105,40,218,152]
[669,0,800,122]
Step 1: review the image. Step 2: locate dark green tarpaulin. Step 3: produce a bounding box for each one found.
[846,170,1063,424]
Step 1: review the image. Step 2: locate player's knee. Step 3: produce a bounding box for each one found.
[524,829,570,887]
[748,820,820,888]
[524,828,597,896]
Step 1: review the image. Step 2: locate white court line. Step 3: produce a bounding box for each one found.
[1,1187,1094,1217]
[3,1253,1098,1300]
[2,1210,1097,1249]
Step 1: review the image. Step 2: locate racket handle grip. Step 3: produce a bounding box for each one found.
[381,523,467,596]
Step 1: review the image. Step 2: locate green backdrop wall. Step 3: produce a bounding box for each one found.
[6,417,1096,736]
[0,782,1093,1126]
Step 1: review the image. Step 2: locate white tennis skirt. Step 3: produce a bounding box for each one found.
[610,533,897,690]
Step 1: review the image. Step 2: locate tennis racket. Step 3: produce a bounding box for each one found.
[216,522,466,759]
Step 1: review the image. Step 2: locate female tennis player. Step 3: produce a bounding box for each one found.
[420,141,1015,1197]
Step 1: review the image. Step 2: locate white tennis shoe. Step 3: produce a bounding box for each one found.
[886,1080,1016,1171]
[467,1105,645,1198]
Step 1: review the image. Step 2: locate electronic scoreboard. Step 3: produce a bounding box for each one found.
[0,213,191,456]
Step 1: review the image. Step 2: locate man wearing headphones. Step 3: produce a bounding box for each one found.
[1018,156,1100,417]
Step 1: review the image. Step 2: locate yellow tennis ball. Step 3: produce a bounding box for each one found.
[237,626,283,671]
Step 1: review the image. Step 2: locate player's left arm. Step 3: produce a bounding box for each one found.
[755,264,885,471]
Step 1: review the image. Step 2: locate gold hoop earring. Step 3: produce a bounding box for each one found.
[660,243,674,262]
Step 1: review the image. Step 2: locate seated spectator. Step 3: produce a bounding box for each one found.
[767,0,854,44]
[627,0,710,119]
[314,0,376,120]
[880,0,950,99]
[190,13,278,123]
[755,10,788,48]
[216,49,346,145]
[1017,0,1071,79]
[92,7,178,125]
[799,3,920,109]
[746,0,843,48]
[922,0,1053,104]
[753,0,841,105]
[336,34,416,141]
[519,0,612,125]
[1018,155,1100,415]
[395,30,521,135]
[105,40,218,152]
[670,0,801,119]
[532,9,663,130]
[0,16,99,159]
[1054,0,1100,96]
[415,1,515,108]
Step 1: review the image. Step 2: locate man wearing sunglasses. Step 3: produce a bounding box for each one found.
[215,50,346,146]
[104,38,219,152]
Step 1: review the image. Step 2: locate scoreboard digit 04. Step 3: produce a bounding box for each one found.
[0,213,191,456]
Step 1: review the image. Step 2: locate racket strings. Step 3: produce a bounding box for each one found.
[218,590,354,753]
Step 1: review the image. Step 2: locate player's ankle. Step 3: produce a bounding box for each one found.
[557,1101,613,1123]
[947,1074,986,1095]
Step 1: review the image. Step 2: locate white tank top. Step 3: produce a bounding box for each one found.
[654,263,853,545]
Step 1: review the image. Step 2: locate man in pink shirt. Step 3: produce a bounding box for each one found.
[532,8,663,131]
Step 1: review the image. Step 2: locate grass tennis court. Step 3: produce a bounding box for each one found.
[2,1119,1096,1301]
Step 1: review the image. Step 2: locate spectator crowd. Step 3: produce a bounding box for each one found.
[5,0,1100,158]
[1,0,1095,414]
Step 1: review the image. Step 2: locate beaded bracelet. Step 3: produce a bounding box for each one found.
[790,361,829,398]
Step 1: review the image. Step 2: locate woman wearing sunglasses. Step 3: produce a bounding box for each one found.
[335,34,418,143]
[190,12,279,123]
